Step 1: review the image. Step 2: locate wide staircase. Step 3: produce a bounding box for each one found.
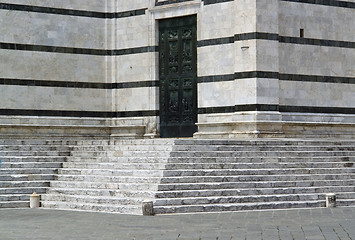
[0,138,74,208]
[1,138,354,214]
[41,139,174,214]
[153,139,355,214]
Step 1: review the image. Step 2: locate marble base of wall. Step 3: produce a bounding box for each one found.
[0,116,153,139]
[194,112,355,139]
[282,122,355,139]
[1,114,354,139]
[195,121,285,139]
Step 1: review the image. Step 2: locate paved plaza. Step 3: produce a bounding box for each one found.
[0,207,354,240]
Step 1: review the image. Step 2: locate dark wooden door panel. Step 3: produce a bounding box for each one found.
[159,15,197,138]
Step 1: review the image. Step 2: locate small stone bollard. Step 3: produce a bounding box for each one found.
[30,192,40,208]
[142,201,154,216]
[326,193,336,208]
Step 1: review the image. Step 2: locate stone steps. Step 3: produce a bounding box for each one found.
[41,194,146,206]
[165,162,354,170]
[1,162,63,169]
[0,201,30,208]
[0,194,31,202]
[0,168,58,175]
[172,145,355,152]
[69,150,353,158]
[71,144,355,152]
[154,197,355,214]
[65,156,354,164]
[161,174,355,183]
[0,138,73,209]
[2,137,353,215]
[50,181,158,191]
[0,145,72,151]
[155,186,355,198]
[57,168,164,177]
[70,151,171,158]
[41,201,142,214]
[60,161,354,170]
[62,162,166,170]
[46,187,154,199]
[45,138,169,214]
[338,199,355,206]
[76,139,174,146]
[157,180,355,191]
[72,145,174,152]
[154,192,355,206]
[169,151,352,158]
[0,151,70,156]
[172,139,355,146]
[0,156,68,163]
[56,168,354,178]
[0,174,56,181]
[162,168,355,177]
[153,201,325,214]
[56,175,161,183]
[0,187,48,195]
[0,140,78,146]
[165,156,355,164]
[0,181,50,188]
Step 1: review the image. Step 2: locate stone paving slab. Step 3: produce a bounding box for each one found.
[0,207,354,240]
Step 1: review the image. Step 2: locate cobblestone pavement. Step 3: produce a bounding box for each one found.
[0,207,354,240]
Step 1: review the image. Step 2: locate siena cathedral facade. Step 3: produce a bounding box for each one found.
[0,0,354,139]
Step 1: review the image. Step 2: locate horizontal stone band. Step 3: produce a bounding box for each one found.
[0,78,159,89]
[198,72,355,84]
[198,105,355,115]
[198,32,355,49]
[2,104,354,119]
[0,109,158,118]
[0,3,147,19]
[281,0,355,9]
[1,72,353,90]
[0,42,158,56]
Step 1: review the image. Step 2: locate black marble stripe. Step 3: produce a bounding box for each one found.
[197,36,234,47]
[112,46,158,56]
[198,74,235,83]
[279,74,355,84]
[0,78,110,89]
[234,71,279,80]
[2,33,353,56]
[155,0,195,6]
[156,0,234,6]
[234,32,279,41]
[0,109,159,118]
[2,105,354,118]
[281,0,355,9]
[198,104,280,114]
[0,42,158,56]
[279,105,355,115]
[0,3,147,19]
[199,71,355,84]
[2,73,352,90]
[203,0,234,5]
[113,81,159,89]
[198,71,279,83]
[198,104,355,115]
[0,42,107,55]
[198,32,355,49]
[197,32,278,48]
[115,110,159,118]
[279,36,355,48]
[0,78,159,89]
